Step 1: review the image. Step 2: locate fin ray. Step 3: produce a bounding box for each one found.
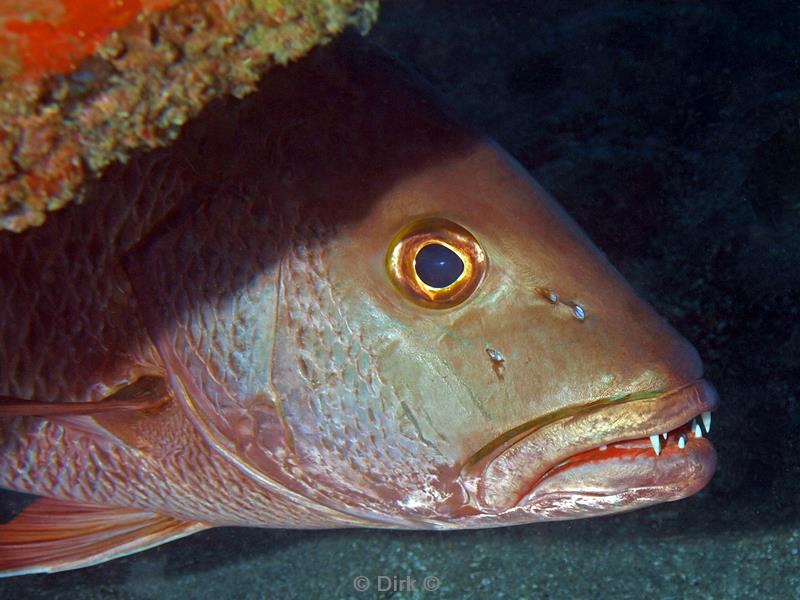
[0,375,169,418]
[0,498,208,576]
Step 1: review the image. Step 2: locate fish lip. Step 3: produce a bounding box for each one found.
[512,435,717,520]
[463,379,718,512]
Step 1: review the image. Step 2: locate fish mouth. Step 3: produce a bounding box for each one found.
[461,379,718,515]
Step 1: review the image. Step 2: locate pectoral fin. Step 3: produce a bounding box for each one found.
[0,498,209,576]
[0,376,169,418]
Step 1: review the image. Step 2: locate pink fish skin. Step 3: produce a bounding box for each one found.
[0,36,717,575]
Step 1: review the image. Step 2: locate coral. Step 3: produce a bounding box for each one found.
[0,0,379,231]
[0,1,178,81]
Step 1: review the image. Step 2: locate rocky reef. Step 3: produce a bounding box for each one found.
[0,0,378,231]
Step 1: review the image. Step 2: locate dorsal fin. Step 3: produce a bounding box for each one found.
[0,497,209,576]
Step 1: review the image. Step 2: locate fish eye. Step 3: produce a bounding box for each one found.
[385,218,487,308]
[415,243,464,288]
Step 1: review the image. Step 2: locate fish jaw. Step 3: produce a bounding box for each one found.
[459,379,718,520]
[512,432,716,522]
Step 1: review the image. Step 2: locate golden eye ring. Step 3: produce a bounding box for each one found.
[385,218,487,309]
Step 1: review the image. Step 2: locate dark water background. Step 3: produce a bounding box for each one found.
[2,0,799,598]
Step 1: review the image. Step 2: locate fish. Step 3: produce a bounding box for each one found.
[0,35,718,576]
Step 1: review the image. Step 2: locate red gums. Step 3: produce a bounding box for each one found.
[535,421,696,487]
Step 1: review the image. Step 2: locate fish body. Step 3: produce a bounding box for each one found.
[0,37,717,575]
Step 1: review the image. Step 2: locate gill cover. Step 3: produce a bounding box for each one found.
[122,35,480,526]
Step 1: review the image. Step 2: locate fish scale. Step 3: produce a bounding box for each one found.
[0,409,339,528]
[0,151,359,531]
[0,158,172,406]
[276,222,445,514]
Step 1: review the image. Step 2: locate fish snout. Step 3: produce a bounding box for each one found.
[463,379,718,518]
[546,281,706,406]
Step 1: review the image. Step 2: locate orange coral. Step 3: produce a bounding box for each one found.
[1,1,176,79]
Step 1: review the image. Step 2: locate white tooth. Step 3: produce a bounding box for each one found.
[661,432,667,440]
[693,422,703,438]
[649,434,661,456]
[599,445,607,451]
[702,411,711,433]
[678,435,686,449]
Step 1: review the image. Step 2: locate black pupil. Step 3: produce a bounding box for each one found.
[415,243,464,288]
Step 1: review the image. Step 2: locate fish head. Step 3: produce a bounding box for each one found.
[128,37,717,528]
[305,138,718,527]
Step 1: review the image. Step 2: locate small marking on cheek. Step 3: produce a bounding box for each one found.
[485,347,505,381]
[535,287,587,322]
[536,287,558,303]
[485,347,504,362]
